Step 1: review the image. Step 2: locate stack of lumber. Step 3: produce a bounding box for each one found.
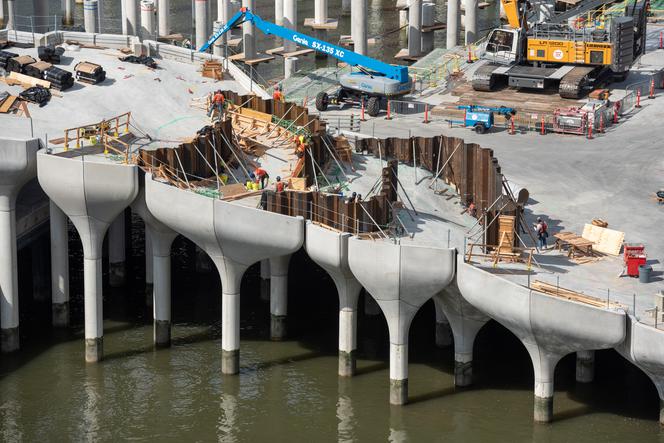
[530,280,625,310]
[0,93,19,114]
[5,71,51,89]
[498,215,516,254]
[202,60,224,80]
[581,223,624,256]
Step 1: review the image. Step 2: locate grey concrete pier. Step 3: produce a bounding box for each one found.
[195,0,209,50]
[131,184,177,347]
[348,238,455,404]
[434,280,489,387]
[351,0,368,55]
[305,223,363,377]
[83,0,98,34]
[269,254,290,341]
[260,259,270,302]
[51,202,70,328]
[446,0,459,48]
[145,176,304,375]
[38,152,138,362]
[432,297,453,348]
[158,0,170,37]
[0,138,39,352]
[457,258,626,422]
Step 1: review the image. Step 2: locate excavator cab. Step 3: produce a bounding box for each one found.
[483,28,521,65]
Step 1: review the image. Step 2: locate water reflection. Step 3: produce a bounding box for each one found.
[81,367,103,441]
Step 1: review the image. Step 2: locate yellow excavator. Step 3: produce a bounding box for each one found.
[472,0,648,98]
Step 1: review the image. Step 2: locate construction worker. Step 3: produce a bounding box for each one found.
[273,85,283,102]
[208,90,226,118]
[254,167,269,189]
[533,217,549,250]
[275,176,285,193]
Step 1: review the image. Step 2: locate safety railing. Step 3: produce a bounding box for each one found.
[62,112,132,161]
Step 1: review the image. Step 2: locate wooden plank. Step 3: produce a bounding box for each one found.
[8,71,51,89]
[0,96,18,113]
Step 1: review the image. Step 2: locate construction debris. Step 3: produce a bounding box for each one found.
[120,55,158,69]
[44,66,74,91]
[19,86,51,107]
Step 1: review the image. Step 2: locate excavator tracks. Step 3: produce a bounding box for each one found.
[472,64,502,92]
[558,66,595,99]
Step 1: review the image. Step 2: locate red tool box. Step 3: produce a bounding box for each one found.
[624,243,646,277]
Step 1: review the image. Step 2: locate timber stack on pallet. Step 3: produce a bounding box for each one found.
[530,280,626,310]
[201,60,224,80]
[75,61,106,84]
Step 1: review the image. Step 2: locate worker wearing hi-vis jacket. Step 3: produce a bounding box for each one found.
[253,167,269,189]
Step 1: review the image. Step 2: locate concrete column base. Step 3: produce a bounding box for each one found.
[85,337,103,363]
[660,399,664,426]
[389,379,408,405]
[454,358,473,387]
[145,283,154,307]
[270,314,287,341]
[435,321,453,348]
[534,395,553,423]
[109,263,126,287]
[1,327,19,353]
[260,279,270,302]
[575,350,594,383]
[222,349,240,374]
[338,350,356,377]
[52,301,70,328]
[154,319,171,347]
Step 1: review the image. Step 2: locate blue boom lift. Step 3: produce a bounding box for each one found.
[199,7,412,116]
[451,105,516,134]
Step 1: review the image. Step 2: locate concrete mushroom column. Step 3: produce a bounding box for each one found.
[131,182,177,347]
[6,0,16,30]
[38,152,138,362]
[348,238,455,404]
[145,176,304,375]
[260,259,270,301]
[50,201,70,327]
[0,137,39,352]
[305,223,363,376]
[434,279,489,387]
[457,257,626,422]
[269,254,290,340]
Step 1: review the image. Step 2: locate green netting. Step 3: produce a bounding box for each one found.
[271,116,313,140]
[194,188,221,199]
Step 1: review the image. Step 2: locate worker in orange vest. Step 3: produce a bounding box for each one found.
[273,85,283,102]
[253,167,269,189]
[275,176,285,192]
[208,90,226,118]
